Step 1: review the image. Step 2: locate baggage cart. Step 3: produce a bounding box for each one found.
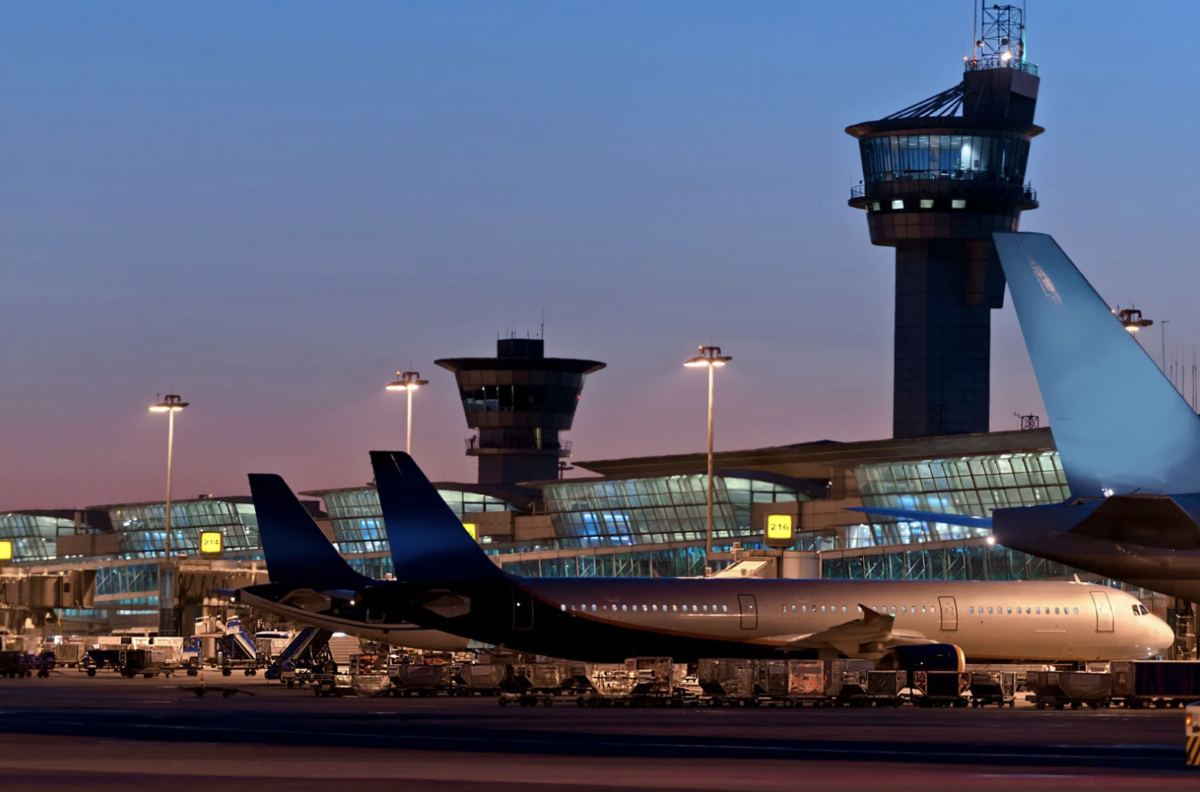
[969,670,1016,707]
[697,658,755,705]
[1028,670,1112,710]
[459,663,509,696]
[391,663,445,697]
[785,660,827,705]
[1112,661,1200,709]
[913,670,969,707]
[753,660,790,705]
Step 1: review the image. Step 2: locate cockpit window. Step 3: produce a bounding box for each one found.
[1132,605,1140,616]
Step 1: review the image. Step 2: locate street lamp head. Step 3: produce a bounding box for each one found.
[684,345,732,368]
[386,370,429,391]
[150,394,188,413]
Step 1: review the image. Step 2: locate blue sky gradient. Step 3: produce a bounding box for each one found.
[2,1,1197,508]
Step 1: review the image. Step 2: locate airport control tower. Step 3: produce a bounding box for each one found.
[436,337,605,485]
[847,3,1042,438]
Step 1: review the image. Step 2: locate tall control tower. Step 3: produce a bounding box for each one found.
[847,3,1042,438]
[437,338,605,485]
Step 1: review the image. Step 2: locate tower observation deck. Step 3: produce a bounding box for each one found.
[847,2,1041,438]
[436,337,605,485]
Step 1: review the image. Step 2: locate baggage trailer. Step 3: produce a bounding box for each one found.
[1111,661,1200,709]
[455,663,509,697]
[913,670,969,708]
[753,660,791,706]
[390,663,446,697]
[1027,670,1112,710]
[576,658,689,708]
[697,658,756,706]
[500,662,575,706]
[969,670,1016,708]
[83,648,166,679]
[837,669,906,707]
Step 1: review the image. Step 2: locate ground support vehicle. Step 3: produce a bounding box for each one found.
[0,650,34,678]
[453,663,509,696]
[576,658,691,708]
[346,653,392,697]
[1028,670,1112,710]
[312,671,352,697]
[1187,701,1200,768]
[1111,661,1200,709]
[912,671,970,708]
[389,663,446,697]
[784,660,829,706]
[836,669,906,707]
[83,648,166,679]
[969,670,1017,707]
[697,658,756,706]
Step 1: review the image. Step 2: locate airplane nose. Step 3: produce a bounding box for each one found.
[1154,618,1175,653]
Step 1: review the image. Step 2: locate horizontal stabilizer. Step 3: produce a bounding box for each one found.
[847,506,993,530]
[994,232,1200,496]
[1068,494,1200,550]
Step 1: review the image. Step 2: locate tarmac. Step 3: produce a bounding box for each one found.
[0,671,1197,791]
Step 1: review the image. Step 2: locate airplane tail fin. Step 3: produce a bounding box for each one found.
[369,451,506,583]
[249,474,371,590]
[994,232,1200,497]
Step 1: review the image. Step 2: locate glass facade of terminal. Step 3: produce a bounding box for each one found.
[541,474,811,549]
[859,133,1030,187]
[846,451,1068,548]
[108,500,260,557]
[0,513,71,562]
[320,488,516,556]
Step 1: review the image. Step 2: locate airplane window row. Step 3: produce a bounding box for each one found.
[967,605,1080,615]
[562,604,731,613]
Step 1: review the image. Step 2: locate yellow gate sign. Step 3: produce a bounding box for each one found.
[199,532,223,554]
[764,514,794,547]
[0,540,11,561]
[463,523,477,540]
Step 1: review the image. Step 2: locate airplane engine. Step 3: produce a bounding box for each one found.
[878,643,965,673]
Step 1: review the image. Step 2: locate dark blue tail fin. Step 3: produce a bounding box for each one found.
[369,451,505,583]
[249,473,371,590]
[994,232,1200,496]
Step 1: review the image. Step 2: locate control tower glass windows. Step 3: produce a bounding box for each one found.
[859,133,1030,187]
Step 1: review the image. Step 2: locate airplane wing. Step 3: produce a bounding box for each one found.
[764,606,937,657]
[1067,494,1200,550]
[847,506,993,529]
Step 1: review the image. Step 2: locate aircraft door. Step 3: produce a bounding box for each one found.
[1090,591,1114,632]
[738,595,758,630]
[938,596,958,632]
[512,587,534,630]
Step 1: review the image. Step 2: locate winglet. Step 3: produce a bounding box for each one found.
[370,451,506,583]
[249,473,370,590]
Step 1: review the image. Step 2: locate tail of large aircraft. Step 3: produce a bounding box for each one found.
[369,451,506,583]
[993,232,1200,497]
[249,473,371,590]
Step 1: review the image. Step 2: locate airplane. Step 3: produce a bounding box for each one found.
[232,472,477,652]
[354,450,1172,665]
[850,232,1200,603]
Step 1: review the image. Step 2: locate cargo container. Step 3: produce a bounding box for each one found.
[697,658,756,703]
[1111,661,1200,709]
[1027,670,1112,710]
[913,671,969,707]
[390,663,445,697]
[969,670,1016,708]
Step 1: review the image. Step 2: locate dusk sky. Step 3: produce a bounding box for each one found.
[3,1,1197,510]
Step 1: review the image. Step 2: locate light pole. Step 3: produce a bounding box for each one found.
[149,394,188,559]
[684,346,731,568]
[386,371,429,456]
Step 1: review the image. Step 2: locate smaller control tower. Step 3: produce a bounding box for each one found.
[437,338,605,485]
[847,2,1042,439]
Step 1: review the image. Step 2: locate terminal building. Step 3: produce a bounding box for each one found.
[0,5,1193,657]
